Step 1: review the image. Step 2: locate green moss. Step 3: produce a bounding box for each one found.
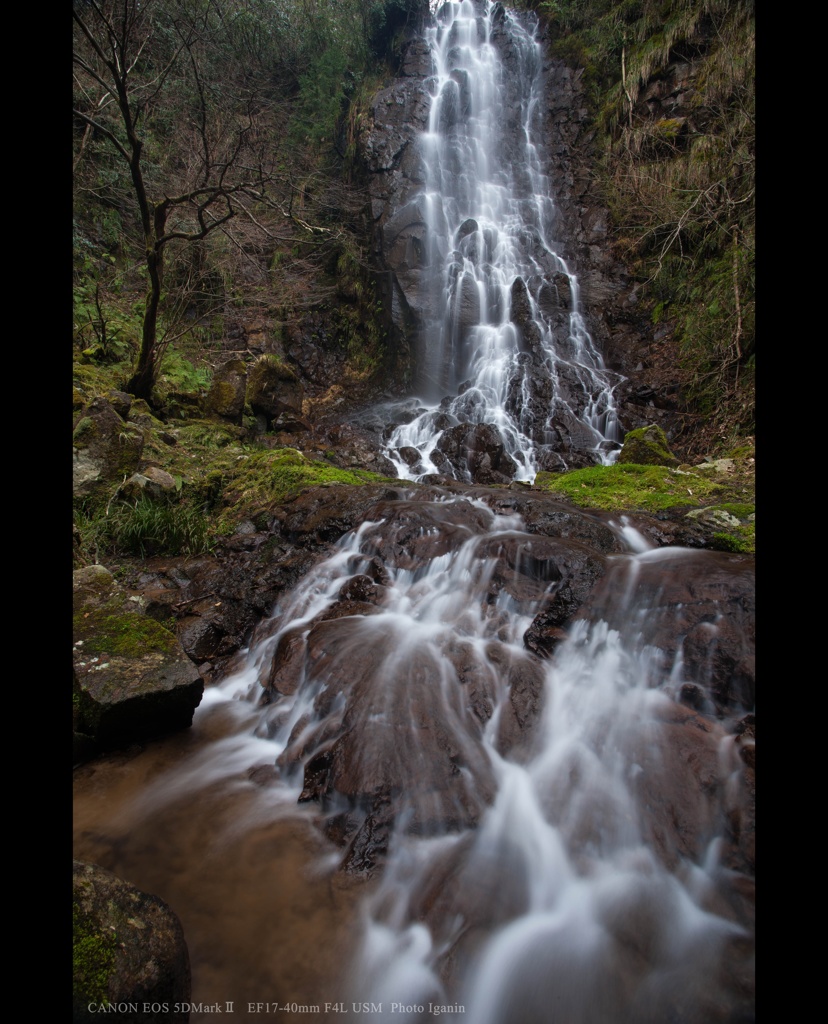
[710,518,754,554]
[653,117,684,141]
[617,424,679,467]
[127,398,165,428]
[73,362,130,402]
[220,448,394,524]
[711,531,748,553]
[74,609,179,658]
[210,380,238,410]
[716,502,755,519]
[73,417,96,446]
[73,902,117,1005]
[248,354,297,390]
[534,463,721,512]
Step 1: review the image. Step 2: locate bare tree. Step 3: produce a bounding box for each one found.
[73,0,359,400]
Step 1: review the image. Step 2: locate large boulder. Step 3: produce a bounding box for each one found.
[73,397,145,498]
[617,423,679,467]
[73,565,203,751]
[205,358,247,422]
[73,860,191,1022]
[246,356,304,428]
[435,423,516,484]
[119,466,178,502]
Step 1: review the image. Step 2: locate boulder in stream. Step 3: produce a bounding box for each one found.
[73,860,191,1022]
[73,565,203,754]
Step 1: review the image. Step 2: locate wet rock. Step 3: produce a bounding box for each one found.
[453,272,482,337]
[398,445,423,468]
[510,277,542,354]
[338,574,384,605]
[266,626,308,697]
[73,860,190,1022]
[73,566,203,751]
[435,423,516,484]
[443,638,497,728]
[550,271,572,309]
[574,548,755,713]
[358,494,493,568]
[635,701,733,867]
[176,616,224,662]
[491,644,547,761]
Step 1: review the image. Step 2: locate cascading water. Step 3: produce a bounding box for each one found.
[385,0,621,483]
[74,484,754,1023]
[72,4,754,1021]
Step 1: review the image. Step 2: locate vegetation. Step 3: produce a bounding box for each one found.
[219,448,395,527]
[534,462,723,512]
[533,442,754,551]
[74,496,213,560]
[73,0,427,401]
[73,901,117,1005]
[528,0,755,436]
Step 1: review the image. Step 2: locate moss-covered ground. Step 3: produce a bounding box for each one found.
[73,354,397,564]
[533,441,755,553]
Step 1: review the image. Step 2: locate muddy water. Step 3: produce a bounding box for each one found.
[73,701,371,1022]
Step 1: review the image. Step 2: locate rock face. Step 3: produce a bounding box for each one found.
[73,860,191,1022]
[362,37,434,360]
[246,356,304,429]
[573,547,756,714]
[73,565,203,751]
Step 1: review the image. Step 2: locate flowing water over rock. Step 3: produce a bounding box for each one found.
[73,4,753,1020]
[74,486,754,1023]
[382,1,621,482]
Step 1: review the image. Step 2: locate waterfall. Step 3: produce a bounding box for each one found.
[72,4,753,1021]
[385,0,621,483]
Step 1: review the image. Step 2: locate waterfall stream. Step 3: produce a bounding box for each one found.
[74,487,754,1023]
[385,0,620,482]
[73,4,753,1021]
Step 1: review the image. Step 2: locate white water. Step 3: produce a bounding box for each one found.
[385,1,621,482]
[72,5,752,1019]
[104,490,748,1023]
[74,487,753,1021]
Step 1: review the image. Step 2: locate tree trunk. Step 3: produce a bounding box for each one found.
[126,244,164,401]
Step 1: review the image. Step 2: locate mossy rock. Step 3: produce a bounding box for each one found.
[206,358,248,421]
[246,355,303,421]
[73,397,145,497]
[617,424,679,467]
[219,447,393,525]
[73,861,191,1022]
[73,566,203,747]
